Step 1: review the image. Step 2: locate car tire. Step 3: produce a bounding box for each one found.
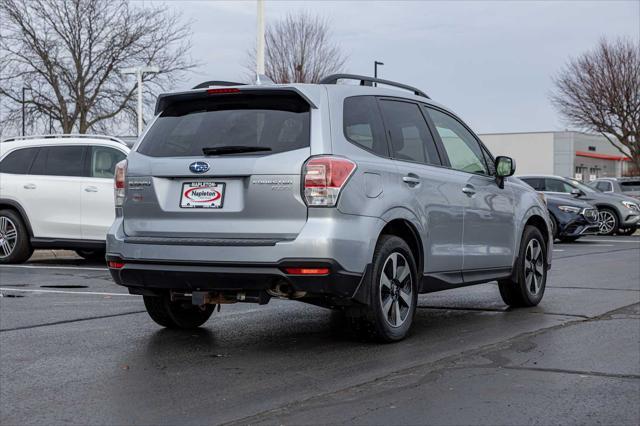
[0,209,33,264]
[617,228,636,236]
[597,207,619,236]
[75,249,106,261]
[347,235,418,342]
[498,225,547,307]
[143,294,215,329]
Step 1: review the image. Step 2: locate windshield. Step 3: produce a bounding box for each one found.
[567,178,597,193]
[138,93,310,157]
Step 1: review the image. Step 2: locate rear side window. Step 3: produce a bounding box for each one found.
[138,93,310,157]
[343,96,388,157]
[30,146,85,177]
[521,178,544,191]
[90,146,127,178]
[379,100,440,165]
[0,147,39,174]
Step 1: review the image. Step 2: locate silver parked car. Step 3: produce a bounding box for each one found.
[589,177,640,201]
[518,175,640,236]
[107,74,552,341]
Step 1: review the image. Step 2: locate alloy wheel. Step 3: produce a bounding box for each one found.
[0,216,18,259]
[598,210,616,234]
[524,239,544,296]
[379,252,413,328]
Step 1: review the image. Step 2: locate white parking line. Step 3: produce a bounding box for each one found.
[553,249,565,252]
[0,265,107,271]
[579,239,640,244]
[0,288,135,297]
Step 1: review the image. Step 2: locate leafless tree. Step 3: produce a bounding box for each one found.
[551,38,640,171]
[0,0,196,137]
[247,12,346,83]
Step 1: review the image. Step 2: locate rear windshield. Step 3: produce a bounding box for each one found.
[138,93,310,157]
[621,181,640,192]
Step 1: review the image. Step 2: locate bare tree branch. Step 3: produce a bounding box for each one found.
[550,37,640,172]
[246,12,347,84]
[0,0,198,137]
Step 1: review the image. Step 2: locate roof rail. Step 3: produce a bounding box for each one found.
[0,134,127,145]
[192,81,246,90]
[319,74,430,99]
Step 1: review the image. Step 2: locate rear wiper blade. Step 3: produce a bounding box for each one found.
[202,146,272,156]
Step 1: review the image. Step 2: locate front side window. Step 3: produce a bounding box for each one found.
[595,181,612,192]
[481,146,496,176]
[90,147,127,178]
[138,93,310,157]
[30,146,85,177]
[0,147,39,174]
[426,108,488,174]
[379,100,440,165]
[343,96,388,157]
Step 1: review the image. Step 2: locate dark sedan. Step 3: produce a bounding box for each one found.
[544,195,600,242]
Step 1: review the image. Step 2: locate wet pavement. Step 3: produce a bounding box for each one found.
[1,236,639,425]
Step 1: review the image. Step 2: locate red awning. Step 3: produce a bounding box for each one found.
[575,151,630,161]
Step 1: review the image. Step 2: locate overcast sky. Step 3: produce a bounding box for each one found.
[154,0,639,134]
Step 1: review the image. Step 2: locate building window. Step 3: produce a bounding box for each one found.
[588,146,596,151]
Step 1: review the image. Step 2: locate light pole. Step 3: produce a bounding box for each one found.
[256,0,265,77]
[122,66,160,136]
[374,61,384,87]
[21,87,32,136]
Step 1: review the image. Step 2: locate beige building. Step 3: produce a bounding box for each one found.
[479,131,632,181]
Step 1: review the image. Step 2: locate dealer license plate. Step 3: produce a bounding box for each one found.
[180,182,225,209]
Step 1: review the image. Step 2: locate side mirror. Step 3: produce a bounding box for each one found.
[495,156,515,177]
[494,156,515,189]
[571,188,584,197]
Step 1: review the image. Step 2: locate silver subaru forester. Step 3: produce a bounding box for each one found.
[107,74,552,341]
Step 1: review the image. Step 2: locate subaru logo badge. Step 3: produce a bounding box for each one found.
[189,161,210,174]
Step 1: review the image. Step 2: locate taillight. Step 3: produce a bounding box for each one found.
[114,159,127,207]
[303,156,356,207]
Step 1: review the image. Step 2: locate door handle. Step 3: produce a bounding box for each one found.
[462,185,476,196]
[23,184,36,190]
[402,175,421,185]
[84,186,98,193]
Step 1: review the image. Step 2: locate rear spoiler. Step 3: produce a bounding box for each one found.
[154,87,318,115]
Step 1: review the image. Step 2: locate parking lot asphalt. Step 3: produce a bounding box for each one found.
[1,236,639,425]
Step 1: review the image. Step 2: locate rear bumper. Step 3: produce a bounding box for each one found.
[106,210,384,300]
[107,257,367,300]
[107,211,383,273]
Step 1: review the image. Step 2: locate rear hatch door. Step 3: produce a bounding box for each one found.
[123,90,312,242]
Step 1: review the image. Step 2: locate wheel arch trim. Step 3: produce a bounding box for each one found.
[0,198,34,237]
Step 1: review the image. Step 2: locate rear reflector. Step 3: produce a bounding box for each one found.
[108,261,125,269]
[284,267,330,275]
[206,88,241,94]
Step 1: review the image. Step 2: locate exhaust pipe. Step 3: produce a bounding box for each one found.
[267,282,306,299]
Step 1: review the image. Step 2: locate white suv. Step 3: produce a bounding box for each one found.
[0,135,129,263]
